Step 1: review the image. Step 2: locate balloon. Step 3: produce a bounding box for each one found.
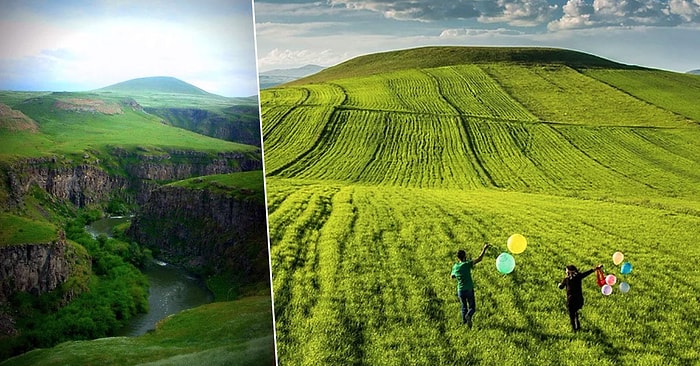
[620,262,633,275]
[601,284,612,295]
[619,282,630,293]
[496,252,516,274]
[612,251,624,265]
[605,274,617,286]
[507,234,527,254]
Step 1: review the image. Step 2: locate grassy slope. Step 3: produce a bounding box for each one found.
[261,47,700,365]
[286,46,638,86]
[169,170,266,204]
[0,92,258,161]
[0,296,275,366]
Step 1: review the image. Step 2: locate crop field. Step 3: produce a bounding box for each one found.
[261,48,700,365]
[582,69,700,122]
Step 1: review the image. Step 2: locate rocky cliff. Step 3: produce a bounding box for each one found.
[2,149,262,210]
[127,185,268,282]
[0,235,90,305]
[144,107,262,147]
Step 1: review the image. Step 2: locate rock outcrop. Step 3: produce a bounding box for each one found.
[2,149,262,210]
[0,235,90,304]
[127,185,268,281]
[144,107,262,147]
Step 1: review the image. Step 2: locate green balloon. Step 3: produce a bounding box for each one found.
[496,252,515,274]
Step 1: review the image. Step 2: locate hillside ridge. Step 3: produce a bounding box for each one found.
[287,46,641,85]
[97,76,213,96]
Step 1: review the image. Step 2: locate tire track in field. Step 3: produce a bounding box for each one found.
[421,68,496,187]
[545,124,658,191]
[261,87,310,139]
[265,105,343,177]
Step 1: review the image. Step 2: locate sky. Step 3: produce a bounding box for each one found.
[254,0,700,74]
[0,0,259,97]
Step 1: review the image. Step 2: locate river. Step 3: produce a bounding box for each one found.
[85,216,213,336]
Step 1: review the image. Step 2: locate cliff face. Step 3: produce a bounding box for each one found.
[2,150,262,209]
[4,157,129,208]
[0,236,90,305]
[127,186,268,281]
[144,107,262,147]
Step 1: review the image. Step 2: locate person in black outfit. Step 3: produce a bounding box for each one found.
[558,264,603,332]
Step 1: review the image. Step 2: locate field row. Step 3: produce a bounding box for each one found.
[266,181,700,365]
[262,105,700,201]
[481,64,692,128]
[582,69,700,122]
[260,63,697,129]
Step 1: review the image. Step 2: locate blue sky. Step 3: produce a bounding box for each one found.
[253,0,700,73]
[0,0,258,97]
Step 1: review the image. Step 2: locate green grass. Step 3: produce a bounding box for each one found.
[261,46,700,365]
[0,92,259,161]
[0,213,58,246]
[583,69,700,121]
[168,170,266,203]
[0,296,275,366]
[288,46,635,86]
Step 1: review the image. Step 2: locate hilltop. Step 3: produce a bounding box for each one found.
[97,76,213,96]
[287,46,640,85]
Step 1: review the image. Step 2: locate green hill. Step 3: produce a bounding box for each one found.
[97,76,213,96]
[0,91,257,161]
[261,46,700,365]
[287,46,639,86]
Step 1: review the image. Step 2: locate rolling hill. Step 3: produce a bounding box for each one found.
[260,46,700,365]
[92,76,263,146]
[97,76,213,96]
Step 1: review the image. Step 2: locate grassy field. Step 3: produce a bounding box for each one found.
[169,170,267,203]
[261,47,700,365]
[0,92,257,161]
[0,296,275,366]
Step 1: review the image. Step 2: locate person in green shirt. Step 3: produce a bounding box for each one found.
[451,243,491,328]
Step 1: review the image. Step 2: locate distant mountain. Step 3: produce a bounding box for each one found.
[97,76,213,96]
[258,65,325,89]
[688,69,700,75]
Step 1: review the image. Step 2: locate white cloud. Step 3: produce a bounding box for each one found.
[669,0,700,21]
[439,28,526,37]
[549,0,700,30]
[257,48,351,70]
[478,0,557,27]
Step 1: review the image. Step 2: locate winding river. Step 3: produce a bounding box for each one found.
[85,216,213,336]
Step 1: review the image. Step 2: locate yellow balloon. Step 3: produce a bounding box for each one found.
[507,234,527,254]
[612,251,624,266]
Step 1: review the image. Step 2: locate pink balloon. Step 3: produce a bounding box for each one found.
[605,274,617,286]
[602,284,612,296]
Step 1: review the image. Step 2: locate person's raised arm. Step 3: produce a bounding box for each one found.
[580,264,603,279]
[472,243,491,265]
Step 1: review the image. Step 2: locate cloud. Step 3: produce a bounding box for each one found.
[319,0,700,29]
[548,0,700,30]
[257,48,351,70]
[477,0,557,26]
[328,0,555,25]
[439,28,526,37]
